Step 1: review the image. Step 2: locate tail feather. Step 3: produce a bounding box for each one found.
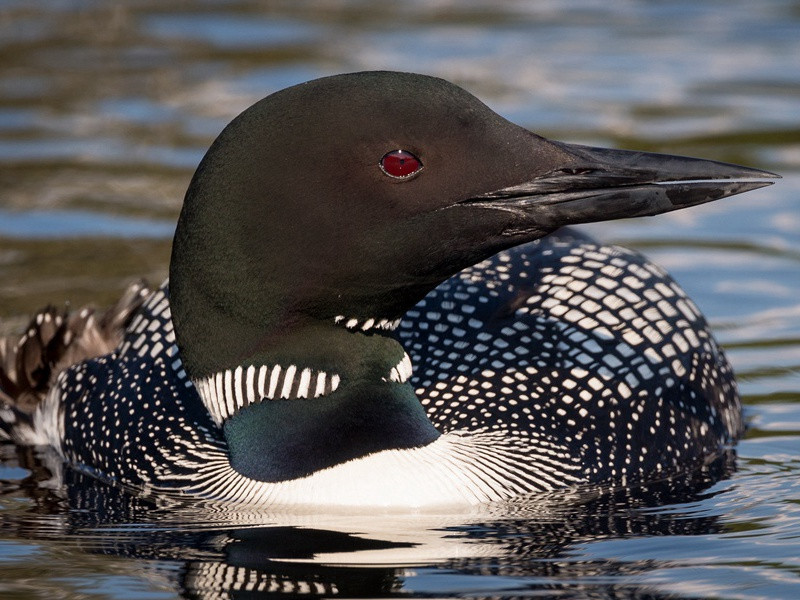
[0,280,151,442]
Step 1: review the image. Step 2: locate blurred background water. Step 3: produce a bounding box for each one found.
[0,1,798,598]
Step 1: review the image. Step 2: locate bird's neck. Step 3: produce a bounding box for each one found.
[222,377,438,482]
[171,288,439,482]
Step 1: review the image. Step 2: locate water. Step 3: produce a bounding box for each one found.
[1,1,799,598]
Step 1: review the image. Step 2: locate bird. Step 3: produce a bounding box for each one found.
[0,71,777,508]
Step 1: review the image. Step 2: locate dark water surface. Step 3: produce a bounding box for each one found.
[1,1,799,598]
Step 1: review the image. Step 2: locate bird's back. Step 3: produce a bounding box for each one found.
[397,229,742,485]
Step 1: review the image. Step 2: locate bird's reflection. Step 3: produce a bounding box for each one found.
[0,442,736,598]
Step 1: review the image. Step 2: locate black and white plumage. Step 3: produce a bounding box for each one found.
[7,231,739,506]
[398,231,740,486]
[0,71,775,507]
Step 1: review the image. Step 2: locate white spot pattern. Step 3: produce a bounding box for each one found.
[33,231,742,507]
[396,232,742,487]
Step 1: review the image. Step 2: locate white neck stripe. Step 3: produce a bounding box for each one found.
[334,315,402,332]
[386,352,413,384]
[193,364,341,426]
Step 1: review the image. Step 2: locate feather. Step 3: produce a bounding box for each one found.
[0,280,151,430]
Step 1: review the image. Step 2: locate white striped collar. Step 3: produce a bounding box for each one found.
[193,365,341,426]
[333,315,402,332]
[191,352,414,427]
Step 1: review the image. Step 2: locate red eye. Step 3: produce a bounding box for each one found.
[380,150,423,179]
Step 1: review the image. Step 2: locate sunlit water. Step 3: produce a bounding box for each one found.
[1,1,799,598]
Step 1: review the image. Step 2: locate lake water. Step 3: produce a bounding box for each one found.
[1,1,799,598]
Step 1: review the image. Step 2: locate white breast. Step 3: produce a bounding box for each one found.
[168,429,583,508]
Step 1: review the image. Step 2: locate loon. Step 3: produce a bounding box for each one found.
[0,71,776,508]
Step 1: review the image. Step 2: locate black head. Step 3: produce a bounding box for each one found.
[170,71,775,378]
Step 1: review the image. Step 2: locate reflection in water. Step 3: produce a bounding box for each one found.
[0,441,735,598]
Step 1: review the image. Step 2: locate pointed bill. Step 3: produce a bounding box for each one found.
[466,142,779,228]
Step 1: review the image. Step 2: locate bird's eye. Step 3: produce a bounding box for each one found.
[380,150,423,179]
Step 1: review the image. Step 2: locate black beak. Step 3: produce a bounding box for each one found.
[469,141,779,229]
